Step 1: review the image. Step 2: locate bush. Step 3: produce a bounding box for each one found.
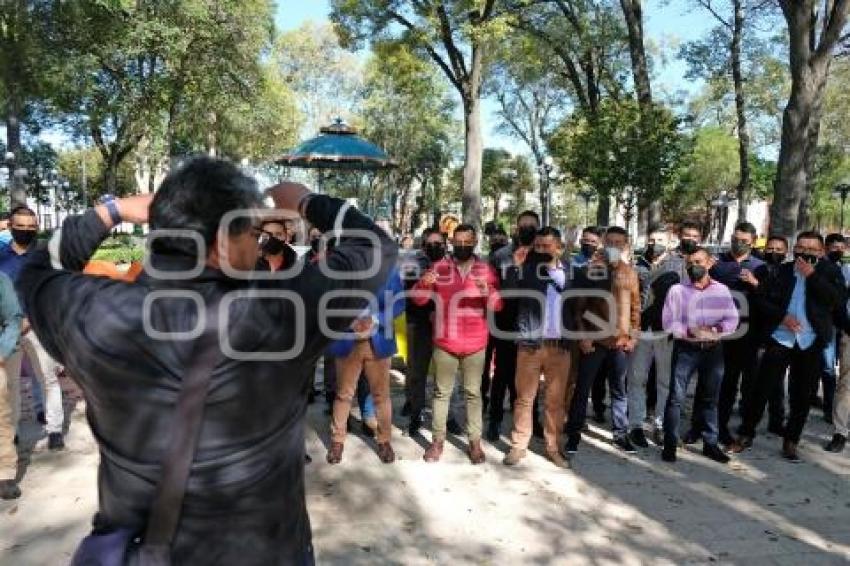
[92,245,145,264]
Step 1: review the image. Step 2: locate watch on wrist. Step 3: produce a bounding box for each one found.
[103,197,122,226]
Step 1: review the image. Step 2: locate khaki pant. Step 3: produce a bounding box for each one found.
[7,332,64,434]
[331,341,392,444]
[834,334,850,437]
[432,347,485,442]
[0,357,18,481]
[512,344,573,453]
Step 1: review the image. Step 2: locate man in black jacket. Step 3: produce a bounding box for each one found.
[17,157,397,564]
[731,231,845,461]
[502,227,574,468]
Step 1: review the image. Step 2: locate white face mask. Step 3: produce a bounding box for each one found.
[604,246,622,264]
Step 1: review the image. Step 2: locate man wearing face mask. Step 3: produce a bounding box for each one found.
[751,236,791,434]
[0,206,65,450]
[661,248,739,464]
[628,228,683,447]
[402,228,446,435]
[486,211,541,441]
[816,233,850,423]
[732,231,845,461]
[414,224,503,464]
[502,227,574,468]
[707,221,764,446]
[255,219,298,272]
[566,226,640,455]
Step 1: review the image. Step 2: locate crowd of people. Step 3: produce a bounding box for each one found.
[0,156,847,563]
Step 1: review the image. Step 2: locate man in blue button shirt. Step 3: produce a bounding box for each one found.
[0,206,65,450]
[733,231,845,461]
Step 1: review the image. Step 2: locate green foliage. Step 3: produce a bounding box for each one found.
[92,244,145,264]
[479,148,534,223]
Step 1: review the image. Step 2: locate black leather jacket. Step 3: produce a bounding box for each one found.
[503,258,575,347]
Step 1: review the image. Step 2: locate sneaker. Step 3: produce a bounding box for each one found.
[703,443,730,464]
[326,442,344,464]
[546,450,571,469]
[662,443,677,462]
[0,480,21,500]
[446,417,463,435]
[502,448,527,466]
[564,434,580,454]
[629,428,649,448]
[782,439,801,463]
[614,435,636,453]
[728,436,753,454]
[824,433,846,453]
[377,442,396,464]
[48,432,65,451]
[485,421,500,443]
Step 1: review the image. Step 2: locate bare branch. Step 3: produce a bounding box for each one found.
[695,0,733,29]
[386,9,463,91]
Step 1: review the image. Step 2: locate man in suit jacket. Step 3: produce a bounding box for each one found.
[732,231,846,461]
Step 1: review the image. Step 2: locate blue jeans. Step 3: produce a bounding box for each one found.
[356,374,376,420]
[664,341,724,447]
[567,345,629,440]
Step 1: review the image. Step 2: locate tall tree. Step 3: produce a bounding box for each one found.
[771,0,850,238]
[332,0,508,231]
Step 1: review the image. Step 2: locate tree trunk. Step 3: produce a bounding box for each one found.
[462,94,483,232]
[731,0,751,221]
[6,103,27,208]
[620,0,653,108]
[596,194,610,226]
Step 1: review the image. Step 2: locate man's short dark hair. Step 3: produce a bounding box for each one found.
[581,226,603,238]
[537,226,562,240]
[734,221,757,238]
[454,223,476,237]
[260,218,287,230]
[826,232,845,246]
[796,230,824,246]
[605,226,628,238]
[767,235,789,248]
[10,206,36,219]
[421,227,445,241]
[680,220,701,234]
[690,246,711,260]
[517,210,540,225]
[150,156,263,256]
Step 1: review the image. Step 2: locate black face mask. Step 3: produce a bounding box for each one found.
[765,252,786,265]
[687,264,707,283]
[680,239,698,255]
[11,228,36,248]
[827,250,844,264]
[731,239,752,257]
[580,243,597,258]
[453,245,474,262]
[262,236,285,256]
[531,251,555,264]
[424,242,446,262]
[794,252,818,265]
[517,225,537,247]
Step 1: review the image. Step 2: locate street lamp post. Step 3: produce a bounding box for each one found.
[578,188,595,227]
[539,156,555,226]
[833,183,850,232]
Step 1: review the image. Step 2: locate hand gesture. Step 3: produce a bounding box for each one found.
[782,315,802,333]
[473,276,488,295]
[739,269,758,287]
[795,256,816,278]
[421,270,438,287]
[513,246,529,267]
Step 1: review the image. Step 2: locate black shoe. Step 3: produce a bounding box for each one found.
[565,434,580,454]
[408,411,422,436]
[683,429,700,445]
[532,421,544,439]
[767,422,786,436]
[614,435,636,453]
[48,432,65,451]
[662,443,677,462]
[401,401,412,417]
[447,417,463,435]
[629,428,649,448]
[593,409,606,424]
[485,421,500,442]
[0,480,21,500]
[824,433,847,453]
[703,443,730,464]
[36,411,46,425]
